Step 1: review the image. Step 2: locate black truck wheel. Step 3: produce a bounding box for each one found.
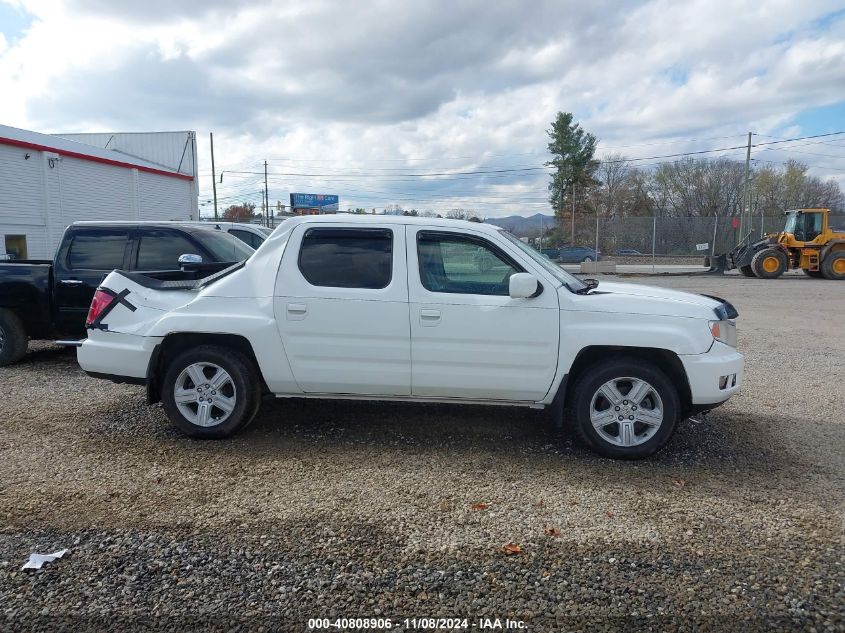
[739,265,755,277]
[821,252,845,280]
[751,248,787,279]
[0,309,28,367]
[570,357,679,459]
[161,345,262,439]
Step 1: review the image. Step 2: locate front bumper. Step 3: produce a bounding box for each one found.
[77,331,162,380]
[679,341,744,405]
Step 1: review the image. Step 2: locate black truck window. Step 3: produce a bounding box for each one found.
[136,229,201,270]
[67,231,130,270]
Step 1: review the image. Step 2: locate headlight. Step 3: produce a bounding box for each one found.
[709,319,737,347]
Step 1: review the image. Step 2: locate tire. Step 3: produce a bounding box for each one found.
[161,345,261,439]
[750,248,787,279]
[821,252,845,280]
[0,309,28,367]
[802,268,824,278]
[739,265,755,278]
[570,357,680,459]
[582,257,593,263]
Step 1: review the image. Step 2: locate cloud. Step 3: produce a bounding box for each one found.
[1,0,844,215]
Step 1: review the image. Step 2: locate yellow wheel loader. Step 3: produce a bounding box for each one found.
[722,209,845,280]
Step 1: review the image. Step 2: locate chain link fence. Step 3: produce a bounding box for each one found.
[556,214,845,260]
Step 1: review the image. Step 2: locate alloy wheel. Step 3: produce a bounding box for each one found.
[589,377,664,447]
[173,362,237,427]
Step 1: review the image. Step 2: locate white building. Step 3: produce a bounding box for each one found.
[0,125,198,260]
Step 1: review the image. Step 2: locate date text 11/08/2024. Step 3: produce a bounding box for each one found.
[307,617,527,630]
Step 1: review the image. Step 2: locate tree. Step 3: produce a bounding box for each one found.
[222,202,257,221]
[446,209,480,221]
[545,112,599,214]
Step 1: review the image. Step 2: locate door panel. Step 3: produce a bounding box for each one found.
[274,224,411,395]
[53,228,131,335]
[407,227,559,401]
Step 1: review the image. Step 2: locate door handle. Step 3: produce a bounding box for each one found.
[420,308,441,326]
[59,279,84,286]
[286,303,308,321]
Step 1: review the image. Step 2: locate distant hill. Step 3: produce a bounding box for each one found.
[485,213,556,237]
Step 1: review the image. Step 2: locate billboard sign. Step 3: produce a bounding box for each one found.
[290,193,339,213]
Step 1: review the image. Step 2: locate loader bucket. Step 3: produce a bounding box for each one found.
[704,254,728,275]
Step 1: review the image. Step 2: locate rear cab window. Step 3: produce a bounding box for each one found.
[298,227,392,289]
[66,229,131,270]
[135,229,201,270]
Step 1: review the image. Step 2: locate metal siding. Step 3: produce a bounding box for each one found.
[54,131,196,178]
[138,171,194,221]
[1,133,198,258]
[0,143,45,226]
[0,145,51,258]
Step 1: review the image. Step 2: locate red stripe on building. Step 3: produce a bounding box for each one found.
[0,136,194,181]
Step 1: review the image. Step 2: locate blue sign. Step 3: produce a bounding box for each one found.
[290,193,339,211]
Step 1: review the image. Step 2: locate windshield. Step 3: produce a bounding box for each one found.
[784,211,799,235]
[498,230,587,292]
[192,229,255,262]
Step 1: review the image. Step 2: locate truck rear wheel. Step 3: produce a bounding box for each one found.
[821,252,845,280]
[751,248,787,279]
[161,345,261,438]
[570,357,679,459]
[739,265,755,277]
[0,309,28,367]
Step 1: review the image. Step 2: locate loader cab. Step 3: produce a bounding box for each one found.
[784,209,825,243]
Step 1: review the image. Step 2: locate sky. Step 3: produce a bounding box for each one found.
[1,0,844,218]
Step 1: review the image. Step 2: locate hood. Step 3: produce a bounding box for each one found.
[562,281,725,320]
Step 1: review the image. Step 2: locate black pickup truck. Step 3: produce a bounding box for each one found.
[0,222,254,366]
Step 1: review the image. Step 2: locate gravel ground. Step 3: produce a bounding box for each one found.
[1,276,843,632]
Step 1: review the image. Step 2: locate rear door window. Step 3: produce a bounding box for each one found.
[67,231,130,270]
[298,228,392,289]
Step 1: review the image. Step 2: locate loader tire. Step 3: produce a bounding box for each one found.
[0,309,28,367]
[802,268,824,278]
[821,252,845,280]
[751,248,787,279]
[739,265,755,277]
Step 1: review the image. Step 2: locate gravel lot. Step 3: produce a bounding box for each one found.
[1,275,843,632]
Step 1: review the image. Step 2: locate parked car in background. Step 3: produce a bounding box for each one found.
[559,246,601,263]
[0,222,253,366]
[181,221,275,249]
[539,247,561,261]
[616,249,644,256]
[78,215,744,460]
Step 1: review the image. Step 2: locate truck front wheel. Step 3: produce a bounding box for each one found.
[161,345,261,438]
[750,248,787,279]
[0,309,28,367]
[571,358,680,459]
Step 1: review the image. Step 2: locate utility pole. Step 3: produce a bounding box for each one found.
[209,133,218,220]
[571,181,576,245]
[741,131,752,242]
[264,160,269,228]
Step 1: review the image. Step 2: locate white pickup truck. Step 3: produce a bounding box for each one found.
[77,215,743,459]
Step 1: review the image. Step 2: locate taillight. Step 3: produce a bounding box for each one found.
[86,289,115,327]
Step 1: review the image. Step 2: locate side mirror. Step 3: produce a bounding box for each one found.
[178,253,203,265]
[509,272,539,299]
